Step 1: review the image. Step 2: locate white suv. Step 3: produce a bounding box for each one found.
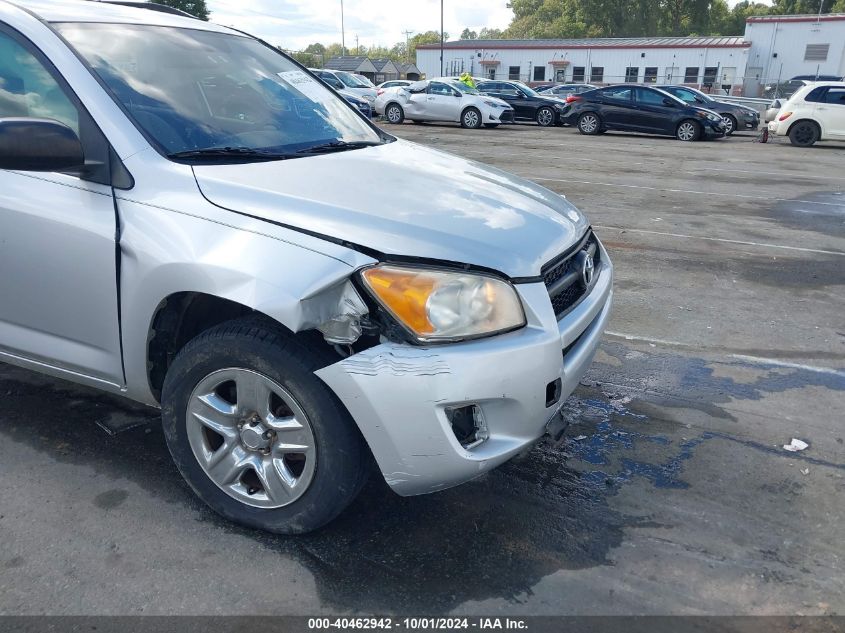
[768,82,845,146]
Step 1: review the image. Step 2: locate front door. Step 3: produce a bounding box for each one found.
[816,86,845,138]
[0,27,123,385]
[633,87,675,133]
[426,82,462,121]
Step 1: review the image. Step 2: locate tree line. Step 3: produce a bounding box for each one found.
[503,0,845,40]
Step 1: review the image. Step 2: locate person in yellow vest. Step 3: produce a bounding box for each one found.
[458,72,476,90]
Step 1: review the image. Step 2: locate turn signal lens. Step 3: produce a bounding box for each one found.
[360,265,526,342]
[565,95,582,103]
[778,111,793,121]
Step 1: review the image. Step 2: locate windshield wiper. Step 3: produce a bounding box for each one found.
[167,147,296,161]
[295,140,382,155]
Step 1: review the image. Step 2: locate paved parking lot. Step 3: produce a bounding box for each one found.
[1,124,843,616]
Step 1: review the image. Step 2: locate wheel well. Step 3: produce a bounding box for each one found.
[461,105,480,116]
[146,293,349,402]
[147,293,255,401]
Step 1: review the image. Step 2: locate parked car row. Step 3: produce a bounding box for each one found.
[377,79,731,141]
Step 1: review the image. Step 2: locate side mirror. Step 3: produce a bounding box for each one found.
[0,118,84,172]
[662,98,676,107]
[771,99,782,109]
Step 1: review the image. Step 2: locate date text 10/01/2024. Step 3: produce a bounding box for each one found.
[307,618,529,630]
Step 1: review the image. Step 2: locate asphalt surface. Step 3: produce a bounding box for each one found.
[1,123,844,616]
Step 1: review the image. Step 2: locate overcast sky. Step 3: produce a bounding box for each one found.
[206,0,514,51]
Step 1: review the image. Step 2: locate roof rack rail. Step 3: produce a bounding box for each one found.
[89,1,197,19]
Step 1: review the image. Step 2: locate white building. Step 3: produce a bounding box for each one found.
[416,13,845,96]
[745,14,845,88]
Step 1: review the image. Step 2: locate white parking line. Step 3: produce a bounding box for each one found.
[593,226,845,256]
[605,331,845,377]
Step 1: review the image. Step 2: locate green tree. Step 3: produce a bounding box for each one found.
[408,30,447,59]
[460,28,478,39]
[154,0,209,20]
[479,27,506,38]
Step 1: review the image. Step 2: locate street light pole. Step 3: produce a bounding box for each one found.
[340,0,346,55]
[440,0,444,77]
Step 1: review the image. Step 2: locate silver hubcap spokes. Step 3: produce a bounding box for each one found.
[580,115,597,133]
[186,368,316,509]
[679,122,696,141]
[465,110,479,127]
[538,109,553,126]
[723,116,734,133]
[387,106,401,123]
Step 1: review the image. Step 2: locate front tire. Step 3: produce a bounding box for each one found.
[676,119,701,141]
[461,107,482,129]
[788,121,819,147]
[385,103,404,124]
[577,112,601,135]
[722,114,737,136]
[161,318,368,534]
[536,106,555,127]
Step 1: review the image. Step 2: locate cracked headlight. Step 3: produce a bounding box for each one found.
[360,265,526,342]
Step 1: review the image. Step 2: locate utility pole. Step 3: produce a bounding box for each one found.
[355,35,359,55]
[440,0,444,77]
[403,30,414,64]
[340,0,345,55]
[817,0,824,22]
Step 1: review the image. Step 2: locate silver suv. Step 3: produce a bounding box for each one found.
[0,0,612,533]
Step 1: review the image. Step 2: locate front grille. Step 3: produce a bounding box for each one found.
[500,110,514,123]
[542,230,600,320]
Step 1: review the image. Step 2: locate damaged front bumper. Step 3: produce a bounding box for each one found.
[316,247,613,496]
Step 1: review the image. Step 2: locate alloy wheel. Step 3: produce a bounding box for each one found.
[186,368,316,509]
[537,108,554,126]
[579,114,598,133]
[463,109,480,128]
[677,121,697,141]
[722,115,735,135]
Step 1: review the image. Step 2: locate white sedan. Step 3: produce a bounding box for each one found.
[375,79,514,128]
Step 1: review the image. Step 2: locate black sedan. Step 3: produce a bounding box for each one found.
[476,80,568,126]
[561,85,726,141]
[656,85,759,135]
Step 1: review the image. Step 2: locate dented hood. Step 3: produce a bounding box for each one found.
[192,139,588,278]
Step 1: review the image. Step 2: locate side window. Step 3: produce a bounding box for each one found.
[823,88,845,105]
[601,87,632,102]
[0,31,79,133]
[636,88,669,106]
[429,82,453,96]
[804,87,827,103]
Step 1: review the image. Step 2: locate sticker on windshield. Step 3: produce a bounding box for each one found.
[277,70,327,101]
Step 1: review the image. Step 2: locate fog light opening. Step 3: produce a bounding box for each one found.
[546,378,562,408]
[446,404,489,449]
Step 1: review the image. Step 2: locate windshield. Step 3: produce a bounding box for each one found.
[515,83,539,97]
[354,74,375,87]
[56,24,382,158]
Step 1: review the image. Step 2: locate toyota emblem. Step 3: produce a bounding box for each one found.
[581,252,595,287]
